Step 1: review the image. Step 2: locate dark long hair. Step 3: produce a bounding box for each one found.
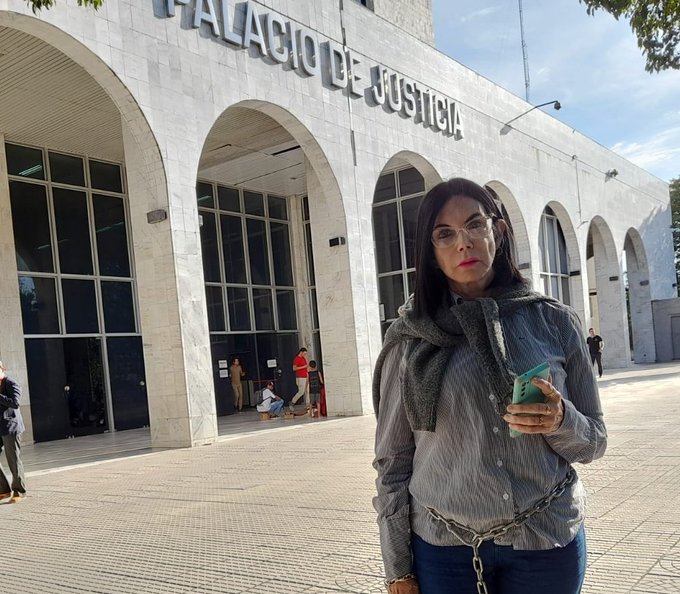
[412,178,525,318]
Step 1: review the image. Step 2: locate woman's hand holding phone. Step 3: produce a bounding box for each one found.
[504,363,565,436]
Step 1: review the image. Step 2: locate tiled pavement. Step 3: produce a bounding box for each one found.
[3,362,680,593]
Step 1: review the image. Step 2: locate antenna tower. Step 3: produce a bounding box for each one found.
[518,0,530,102]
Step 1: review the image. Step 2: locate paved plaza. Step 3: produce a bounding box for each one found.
[3,362,680,593]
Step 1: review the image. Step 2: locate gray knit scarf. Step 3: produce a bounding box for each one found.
[372,282,554,432]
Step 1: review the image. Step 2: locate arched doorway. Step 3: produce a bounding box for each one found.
[624,228,656,363]
[586,217,629,368]
[371,152,441,336]
[0,15,205,447]
[195,101,356,415]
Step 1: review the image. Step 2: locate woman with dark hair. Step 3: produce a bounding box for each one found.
[373,178,606,594]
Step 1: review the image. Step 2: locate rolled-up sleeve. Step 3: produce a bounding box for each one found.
[373,342,415,581]
[545,309,607,463]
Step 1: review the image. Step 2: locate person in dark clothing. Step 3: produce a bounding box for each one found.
[307,360,324,418]
[0,360,26,503]
[586,328,604,378]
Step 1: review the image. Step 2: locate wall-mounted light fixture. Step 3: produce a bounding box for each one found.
[329,236,346,247]
[605,169,619,179]
[503,100,561,128]
[147,209,168,224]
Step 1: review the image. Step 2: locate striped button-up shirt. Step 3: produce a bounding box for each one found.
[373,300,607,580]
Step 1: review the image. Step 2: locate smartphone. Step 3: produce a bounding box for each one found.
[509,361,551,438]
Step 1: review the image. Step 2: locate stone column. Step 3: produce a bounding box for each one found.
[122,122,217,448]
[0,136,33,443]
[625,241,656,363]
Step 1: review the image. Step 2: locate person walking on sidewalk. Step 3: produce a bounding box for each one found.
[0,360,27,503]
[373,179,607,594]
[307,360,324,418]
[586,328,604,378]
[290,347,309,411]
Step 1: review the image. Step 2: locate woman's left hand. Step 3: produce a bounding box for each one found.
[503,376,565,434]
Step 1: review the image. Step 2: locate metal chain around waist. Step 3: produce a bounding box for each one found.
[427,469,577,594]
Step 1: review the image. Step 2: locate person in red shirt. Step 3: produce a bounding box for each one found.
[290,347,309,410]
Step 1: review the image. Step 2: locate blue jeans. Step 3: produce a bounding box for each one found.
[269,400,284,415]
[412,525,586,594]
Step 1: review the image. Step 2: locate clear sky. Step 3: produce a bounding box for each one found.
[431,0,680,183]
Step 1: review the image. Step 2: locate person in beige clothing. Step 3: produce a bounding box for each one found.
[230,357,246,412]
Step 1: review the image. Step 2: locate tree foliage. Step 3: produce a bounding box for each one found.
[26,0,103,12]
[580,1,680,72]
[671,176,680,293]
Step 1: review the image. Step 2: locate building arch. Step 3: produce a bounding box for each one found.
[485,180,532,279]
[195,100,367,415]
[624,227,656,363]
[0,13,212,448]
[586,216,629,368]
[538,201,585,324]
[371,153,441,335]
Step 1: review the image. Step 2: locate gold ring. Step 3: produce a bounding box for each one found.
[538,415,544,425]
[545,403,551,415]
[548,388,557,398]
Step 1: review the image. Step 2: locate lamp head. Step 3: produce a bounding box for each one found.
[553,101,562,111]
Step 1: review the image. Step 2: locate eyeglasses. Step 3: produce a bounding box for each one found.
[431,215,494,248]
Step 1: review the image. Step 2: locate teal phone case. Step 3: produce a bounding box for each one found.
[509,361,551,438]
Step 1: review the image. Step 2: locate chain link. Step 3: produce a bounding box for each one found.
[427,469,576,594]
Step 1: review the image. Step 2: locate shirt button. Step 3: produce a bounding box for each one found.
[503,493,509,500]
[492,427,499,434]
[488,394,495,401]
[496,459,503,467]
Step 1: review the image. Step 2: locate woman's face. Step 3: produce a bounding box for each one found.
[233,358,240,365]
[432,195,505,299]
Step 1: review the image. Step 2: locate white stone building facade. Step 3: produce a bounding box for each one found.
[0,0,674,447]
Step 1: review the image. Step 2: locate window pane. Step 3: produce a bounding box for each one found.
[310,288,319,329]
[401,196,422,268]
[253,288,274,330]
[205,285,226,331]
[398,167,424,196]
[89,160,122,193]
[557,224,569,275]
[268,195,288,220]
[227,287,250,331]
[374,172,397,203]
[276,290,297,330]
[247,219,271,285]
[270,222,293,286]
[196,181,214,208]
[220,215,247,284]
[407,271,416,295]
[9,181,53,272]
[5,143,45,179]
[244,190,265,216]
[379,274,405,320]
[217,186,240,212]
[550,276,560,300]
[49,152,85,186]
[547,219,558,273]
[18,276,59,334]
[305,224,316,286]
[62,279,99,334]
[538,218,547,272]
[93,194,131,277]
[53,188,93,275]
[302,196,310,221]
[199,211,220,282]
[561,277,571,306]
[374,203,401,273]
[101,281,136,333]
